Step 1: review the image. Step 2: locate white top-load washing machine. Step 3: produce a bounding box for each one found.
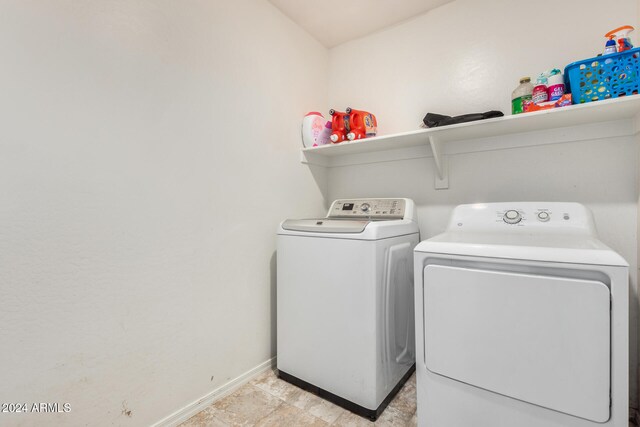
[277,198,419,420]
[414,202,628,427]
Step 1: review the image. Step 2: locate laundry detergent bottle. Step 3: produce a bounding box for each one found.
[315,121,332,146]
[301,112,325,148]
[329,109,348,143]
[345,107,378,141]
[511,77,533,114]
[547,69,565,102]
[532,73,549,104]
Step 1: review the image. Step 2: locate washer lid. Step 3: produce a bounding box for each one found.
[278,218,419,240]
[281,218,370,233]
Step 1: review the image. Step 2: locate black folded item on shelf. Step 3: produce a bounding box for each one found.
[423,111,504,128]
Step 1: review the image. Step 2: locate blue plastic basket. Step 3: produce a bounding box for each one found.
[564,47,640,104]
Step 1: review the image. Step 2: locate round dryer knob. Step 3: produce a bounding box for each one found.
[537,211,550,222]
[503,209,522,224]
[360,203,371,212]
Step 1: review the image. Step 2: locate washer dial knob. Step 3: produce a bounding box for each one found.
[360,203,371,213]
[503,209,522,224]
[537,211,550,222]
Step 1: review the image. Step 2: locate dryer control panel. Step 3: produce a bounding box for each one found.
[447,202,597,235]
[329,199,406,219]
[498,208,554,226]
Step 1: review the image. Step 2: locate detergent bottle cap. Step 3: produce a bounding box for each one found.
[519,77,531,84]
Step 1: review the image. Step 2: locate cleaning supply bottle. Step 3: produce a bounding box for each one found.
[606,25,635,52]
[511,77,533,114]
[315,121,332,146]
[603,36,618,55]
[301,112,325,148]
[547,69,565,102]
[532,73,548,104]
[329,109,348,143]
[345,107,378,141]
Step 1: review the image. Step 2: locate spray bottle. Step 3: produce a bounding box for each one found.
[605,25,635,53]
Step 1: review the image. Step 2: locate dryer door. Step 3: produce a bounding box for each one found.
[423,265,610,423]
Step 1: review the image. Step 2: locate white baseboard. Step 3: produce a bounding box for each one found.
[152,357,277,427]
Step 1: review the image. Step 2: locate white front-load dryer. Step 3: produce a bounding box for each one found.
[277,198,419,420]
[414,202,628,427]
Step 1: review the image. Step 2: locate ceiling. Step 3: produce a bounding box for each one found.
[268,0,453,48]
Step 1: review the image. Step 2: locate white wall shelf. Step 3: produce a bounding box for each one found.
[301,96,640,189]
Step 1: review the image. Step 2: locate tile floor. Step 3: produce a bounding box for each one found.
[179,369,417,427]
[179,370,637,427]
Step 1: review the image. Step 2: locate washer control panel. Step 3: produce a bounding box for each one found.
[329,199,406,219]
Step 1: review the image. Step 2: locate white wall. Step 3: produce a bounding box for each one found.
[327,0,640,408]
[0,1,328,426]
[329,0,637,134]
